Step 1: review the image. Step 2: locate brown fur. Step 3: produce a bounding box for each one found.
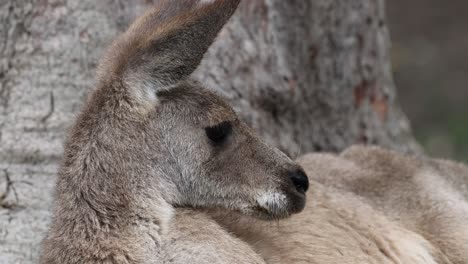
[40,1,308,263]
[211,146,468,264]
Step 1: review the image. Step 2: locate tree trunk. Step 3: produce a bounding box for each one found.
[0,0,419,262]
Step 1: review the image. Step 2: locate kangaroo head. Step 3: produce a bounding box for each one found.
[63,0,308,224]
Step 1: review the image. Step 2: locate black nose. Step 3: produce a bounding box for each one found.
[288,169,309,194]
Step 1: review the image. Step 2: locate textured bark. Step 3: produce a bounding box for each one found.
[0,0,419,262]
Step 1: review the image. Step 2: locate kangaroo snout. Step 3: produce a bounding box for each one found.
[288,168,309,194]
[272,165,308,216]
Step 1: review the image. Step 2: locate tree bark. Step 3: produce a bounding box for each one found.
[0,0,419,262]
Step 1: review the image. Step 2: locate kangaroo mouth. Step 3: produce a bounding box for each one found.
[252,189,306,220]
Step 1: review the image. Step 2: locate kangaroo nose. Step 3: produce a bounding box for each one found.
[288,169,309,194]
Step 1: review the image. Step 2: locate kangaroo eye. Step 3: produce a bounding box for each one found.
[205,121,232,144]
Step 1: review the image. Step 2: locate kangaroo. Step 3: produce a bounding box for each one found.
[40,1,309,263]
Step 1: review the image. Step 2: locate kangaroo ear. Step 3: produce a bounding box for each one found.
[97,0,241,105]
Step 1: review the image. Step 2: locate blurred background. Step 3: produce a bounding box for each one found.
[387,0,468,162]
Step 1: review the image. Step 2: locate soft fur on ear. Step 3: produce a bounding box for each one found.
[97,0,241,105]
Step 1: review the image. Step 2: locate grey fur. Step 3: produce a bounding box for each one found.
[40,1,306,263]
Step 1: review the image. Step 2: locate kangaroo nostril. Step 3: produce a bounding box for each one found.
[288,169,309,194]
